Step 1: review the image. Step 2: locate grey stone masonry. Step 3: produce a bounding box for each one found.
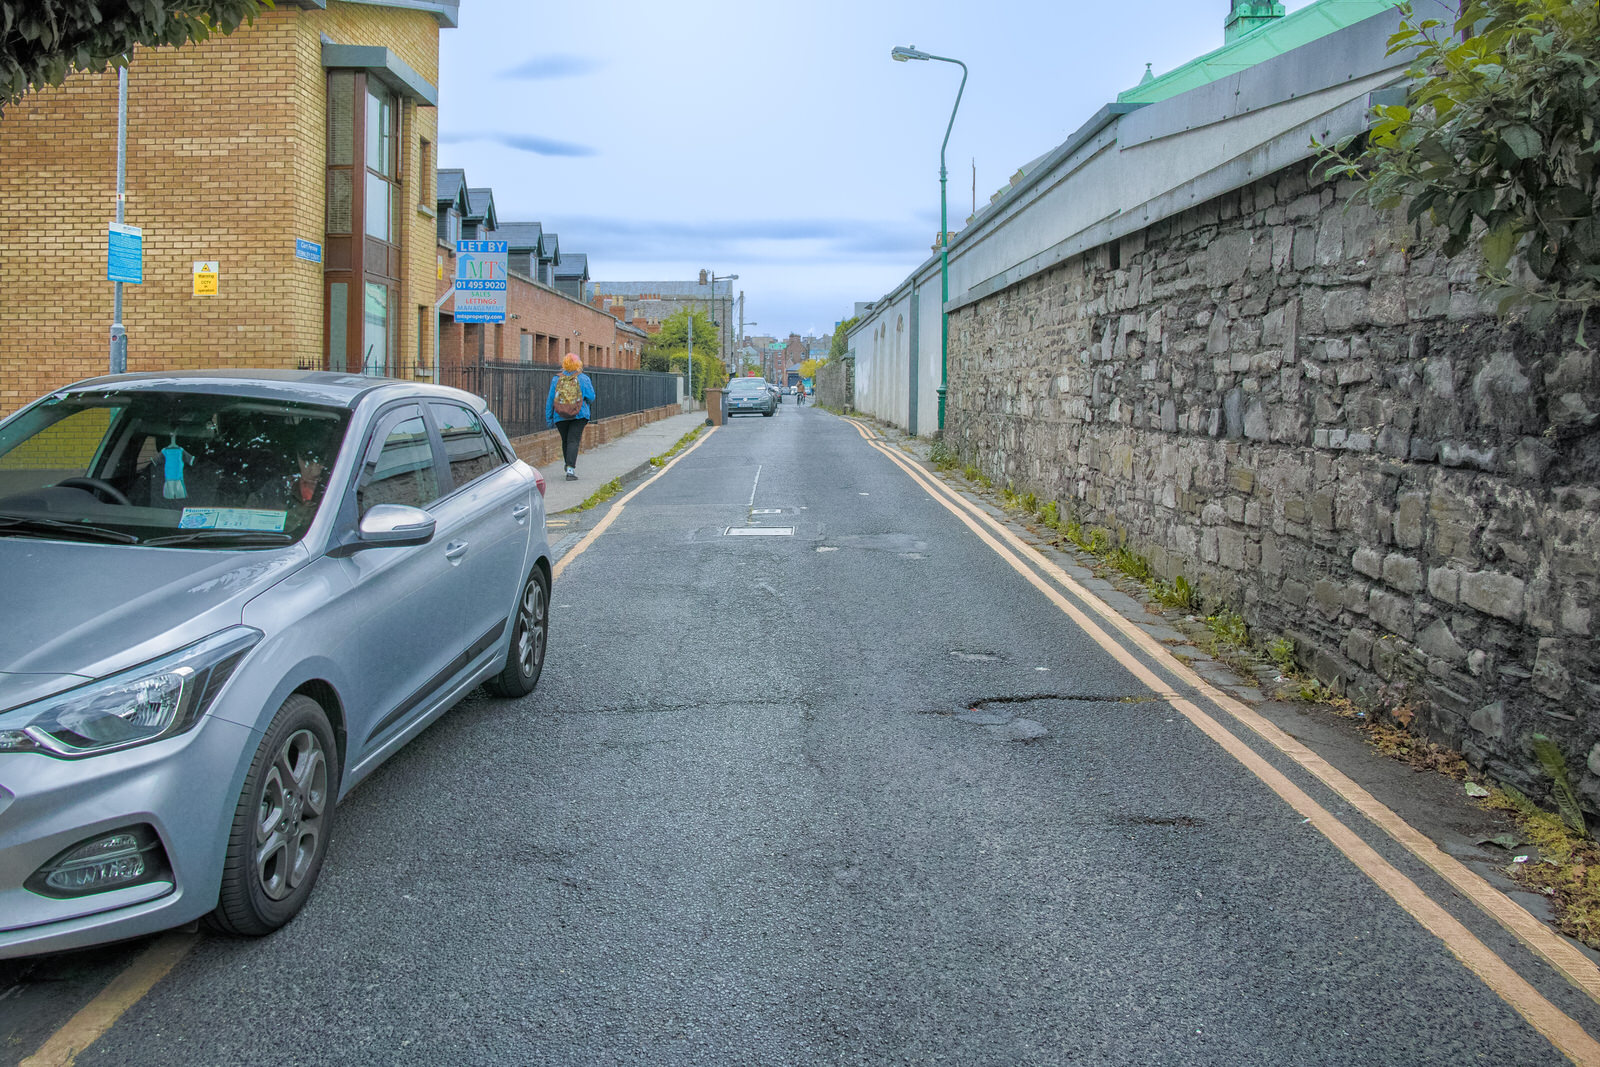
[945,159,1600,811]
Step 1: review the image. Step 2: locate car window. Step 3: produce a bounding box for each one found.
[429,402,505,490]
[0,391,348,546]
[358,412,439,517]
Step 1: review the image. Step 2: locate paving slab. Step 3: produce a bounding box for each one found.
[538,410,708,514]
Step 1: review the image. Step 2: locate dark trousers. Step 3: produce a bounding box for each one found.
[556,418,587,469]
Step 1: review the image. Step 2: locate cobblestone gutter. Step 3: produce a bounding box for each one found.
[945,159,1599,810]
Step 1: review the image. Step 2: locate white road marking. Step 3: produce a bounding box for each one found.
[748,465,763,507]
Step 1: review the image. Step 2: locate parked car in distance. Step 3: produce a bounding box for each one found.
[724,376,778,418]
[0,371,551,958]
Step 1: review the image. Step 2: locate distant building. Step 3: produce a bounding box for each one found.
[553,253,590,303]
[590,280,735,362]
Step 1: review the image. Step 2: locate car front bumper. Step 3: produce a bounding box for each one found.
[0,712,256,959]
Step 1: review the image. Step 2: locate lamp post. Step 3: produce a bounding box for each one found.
[891,44,966,432]
[699,269,738,372]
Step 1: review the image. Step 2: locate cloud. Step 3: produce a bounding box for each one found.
[440,132,598,158]
[549,216,924,260]
[499,54,602,80]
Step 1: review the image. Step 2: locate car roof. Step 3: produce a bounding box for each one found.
[51,370,485,411]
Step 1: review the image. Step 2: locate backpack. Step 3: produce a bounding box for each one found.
[553,373,584,417]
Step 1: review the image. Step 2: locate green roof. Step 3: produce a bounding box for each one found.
[1117,0,1400,105]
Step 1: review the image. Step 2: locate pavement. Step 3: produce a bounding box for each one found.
[537,408,710,514]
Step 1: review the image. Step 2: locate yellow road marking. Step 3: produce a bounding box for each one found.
[21,931,197,1067]
[552,426,717,582]
[847,418,1600,1008]
[849,419,1600,1064]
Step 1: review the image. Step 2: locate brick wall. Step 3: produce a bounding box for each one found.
[0,2,441,416]
[506,403,683,468]
[436,260,639,372]
[947,159,1600,807]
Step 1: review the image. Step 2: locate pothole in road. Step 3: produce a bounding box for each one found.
[926,693,1175,743]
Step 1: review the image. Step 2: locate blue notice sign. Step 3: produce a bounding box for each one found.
[295,238,322,264]
[107,223,143,284]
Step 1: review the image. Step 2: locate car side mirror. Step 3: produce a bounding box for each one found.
[356,504,435,549]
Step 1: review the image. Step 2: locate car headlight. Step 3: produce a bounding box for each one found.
[0,627,262,758]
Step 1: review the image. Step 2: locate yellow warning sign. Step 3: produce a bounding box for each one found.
[192,261,218,297]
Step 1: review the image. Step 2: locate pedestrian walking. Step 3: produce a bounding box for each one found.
[545,352,595,481]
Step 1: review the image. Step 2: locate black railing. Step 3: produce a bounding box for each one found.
[443,362,681,438]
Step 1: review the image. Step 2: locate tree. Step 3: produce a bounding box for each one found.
[2,0,271,112]
[1318,0,1600,327]
[2,1,273,111]
[829,317,858,361]
[798,357,826,381]
[641,308,727,401]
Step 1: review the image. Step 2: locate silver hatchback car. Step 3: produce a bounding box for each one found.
[0,371,551,957]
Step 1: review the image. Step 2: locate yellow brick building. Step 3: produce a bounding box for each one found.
[0,0,457,416]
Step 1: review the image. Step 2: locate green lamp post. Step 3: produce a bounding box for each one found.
[891,44,967,432]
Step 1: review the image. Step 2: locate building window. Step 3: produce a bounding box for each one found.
[418,139,432,207]
[364,84,396,241]
[364,282,390,376]
[326,69,403,374]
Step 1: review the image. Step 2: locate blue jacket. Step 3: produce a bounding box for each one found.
[545,372,595,425]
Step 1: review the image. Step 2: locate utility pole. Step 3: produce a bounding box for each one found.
[110,63,129,374]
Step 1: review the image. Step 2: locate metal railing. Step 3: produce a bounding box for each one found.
[443,361,681,438]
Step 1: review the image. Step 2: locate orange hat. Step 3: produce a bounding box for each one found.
[561,353,582,373]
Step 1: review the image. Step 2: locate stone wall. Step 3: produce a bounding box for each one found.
[946,159,1600,806]
[816,357,854,411]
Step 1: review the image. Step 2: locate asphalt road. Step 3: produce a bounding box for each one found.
[6,403,1597,1065]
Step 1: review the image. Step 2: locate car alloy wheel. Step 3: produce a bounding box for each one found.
[255,727,328,900]
[488,567,549,697]
[209,694,339,936]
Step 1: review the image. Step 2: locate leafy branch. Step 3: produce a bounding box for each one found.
[1316,0,1600,331]
[0,0,271,112]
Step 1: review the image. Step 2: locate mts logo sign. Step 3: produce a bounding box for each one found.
[454,240,508,323]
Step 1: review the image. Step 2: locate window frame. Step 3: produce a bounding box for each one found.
[343,403,447,525]
[424,400,510,500]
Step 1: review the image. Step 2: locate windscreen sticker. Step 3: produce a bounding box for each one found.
[178,508,288,532]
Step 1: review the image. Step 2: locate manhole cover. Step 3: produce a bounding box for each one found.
[725,527,794,537]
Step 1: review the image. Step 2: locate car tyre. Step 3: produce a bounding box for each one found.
[487,566,549,698]
[207,694,338,936]
[762,409,774,417]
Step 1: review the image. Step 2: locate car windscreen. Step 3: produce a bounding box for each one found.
[0,390,351,548]
[727,380,768,393]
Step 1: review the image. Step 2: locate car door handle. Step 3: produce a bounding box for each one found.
[512,504,531,523]
[444,540,469,563]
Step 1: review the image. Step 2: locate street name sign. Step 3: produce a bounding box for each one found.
[295,239,323,264]
[107,223,143,284]
[454,240,507,323]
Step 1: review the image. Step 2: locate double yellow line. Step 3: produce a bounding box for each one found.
[845,417,1600,1065]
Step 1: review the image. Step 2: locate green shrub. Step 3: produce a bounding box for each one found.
[1268,637,1297,674]
[1040,501,1060,529]
[1205,609,1249,649]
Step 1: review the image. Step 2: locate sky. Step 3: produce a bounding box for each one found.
[437,0,1321,339]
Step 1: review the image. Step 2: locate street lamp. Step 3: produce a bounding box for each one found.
[891,43,967,432]
[699,269,738,370]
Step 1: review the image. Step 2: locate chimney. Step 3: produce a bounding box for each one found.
[1225,0,1285,42]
